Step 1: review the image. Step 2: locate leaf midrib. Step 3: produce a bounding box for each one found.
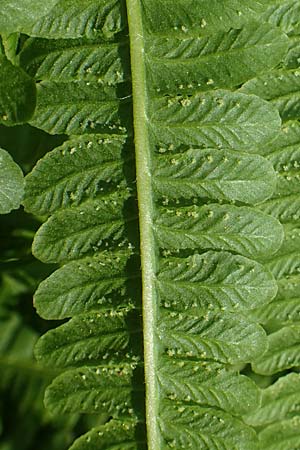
[126,1,160,448]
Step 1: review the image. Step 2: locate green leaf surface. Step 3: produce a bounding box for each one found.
[284,36,300,69]
[257,120,300,157]
[258,417,300,450]
[19,36,130,84]
[14,0,299,449]
[23,135,130,216]
[263,0,300,35]
[16,0,127,39]
[149,90,281,149]
[262,0,300,69]
[44,365,136,416]
[0,148,24,214]
[241,69,300,122]
[252,325,300,374]
[158,359,260,415]
[35,310,139,368]
[155,204,283,259]
[159,402,257,450]
[245,373,300,427]
[267,253,300,300]
[30,81,131,135]
[157,251,277,313]
[261,194,300,224]
[68,420,145,450]
[0,0,59,34]
[159,310,267,364]
[267,146,300,199]
[153,148,276,204]
[269,223,300,259]
[0,54,36,125]
[34,250,138,319]
[146,22,288,94]
[32,193,137,263]
[250,297,300,326]
[142,0,274,35]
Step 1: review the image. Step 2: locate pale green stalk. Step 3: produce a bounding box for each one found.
[126,1,160,449]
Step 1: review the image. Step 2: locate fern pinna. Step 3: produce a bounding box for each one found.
[2,0,300,448]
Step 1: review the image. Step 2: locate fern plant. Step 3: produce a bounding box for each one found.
[2,0,300,449]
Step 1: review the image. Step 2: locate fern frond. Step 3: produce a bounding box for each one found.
[68,420,146,450]
[158,360,260,415]
[0,0,59,35]
[246,372,300,427]
[157,252,277,313]
[141,0,275,35]
[159,310,267,364]
[0,53,36,125]
[19,1,295,449]
[154,204,282,258]
[0,148,24,214]
[245,373,300,449]
[22,6,142,447]
[149,90,280,149]
[153,148,276,205]
[146,22,288,93]
[241,0,300,385]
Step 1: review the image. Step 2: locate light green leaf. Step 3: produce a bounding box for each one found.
[159,402,257,450]
[19,36,130,84]
[35,310,139,368]
[146,22,288,94]
[260,195,300,224]
[0,148,24,214]
[267,146,300,199]
[149,90,281,149]
[32,192,137,263]
[23,135,130,216]
[157,251,277,313]
[153,148,276,204]
[245,373,300,427]
[252,325,300,374]
[30,81,131,135]
[68,420,145,450]
[0,0,127,42]
[0,54,36,125]
[263,0,300,69]
[34,250,138,319]
[267,253,300,300]
[17,1,295,449]
[258,418,300,450]
[263,0,300,35]
[159,310,267,364]
[257,120,300,157]
[274,224,300,259]
[155,204,283,259]
[158,359,261,415]
[250,297,300,326]
[142,0,274,35]
[285,37,300,69]
[241,69,300,122]
[44,365,136,416]
[0,0,59,34]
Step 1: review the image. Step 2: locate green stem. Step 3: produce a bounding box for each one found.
[126,1,159,448]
